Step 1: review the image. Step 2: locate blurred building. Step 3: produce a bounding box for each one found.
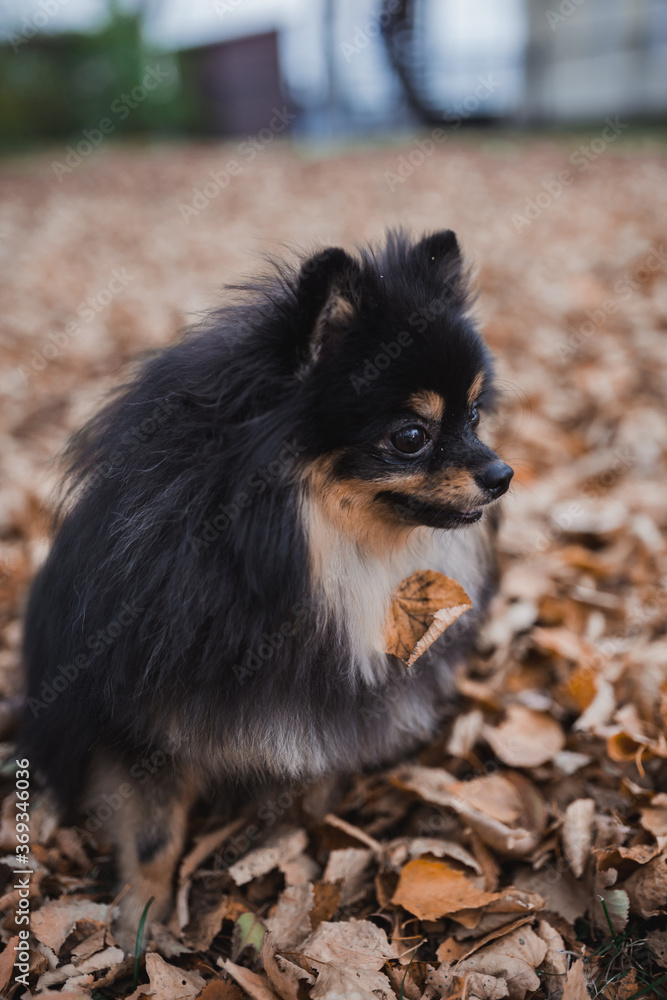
[524,0,667,121]
[0,0,665,143]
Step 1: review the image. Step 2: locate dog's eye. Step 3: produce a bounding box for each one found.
[390,425,430,455]
[470,403,480,427]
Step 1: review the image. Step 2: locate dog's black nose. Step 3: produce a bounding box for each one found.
[476,461,514,499]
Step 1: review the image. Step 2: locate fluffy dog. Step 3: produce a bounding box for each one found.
[21,230,513,941]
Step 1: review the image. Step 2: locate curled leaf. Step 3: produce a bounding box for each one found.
[384,570,472,666]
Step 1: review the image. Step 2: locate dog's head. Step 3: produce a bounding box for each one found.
[288,231,512,541]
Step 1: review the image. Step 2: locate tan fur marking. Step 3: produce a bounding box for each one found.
[304,455,417,558]
[467,372,485,407]
[407,390,445,423]
[84,756,198,950]
[422,468,484,508]
[311,292,355,359]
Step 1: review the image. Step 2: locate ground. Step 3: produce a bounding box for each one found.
[0,130,667,999]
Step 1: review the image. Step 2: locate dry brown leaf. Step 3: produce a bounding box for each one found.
[556,664,598,712]
[265,881,314,949]
[483,704,565,768]
[447,707,487,755]
[562,959,590,1000]
[322,848,372,905]
[562,798,596,878]
[436,938,469,963]
[647,929,667,969]
[31,897,110,953]
[532,626,597,664]
[227,828,308,886]
[604,970,640,1000]
[420,962,455,999]
[280,852,320,886]
[622,849,667,918]
[197,981,245,1000]
[309,882,341,929]
[321,812,382,852]
[640,793,667,842]
[607,721,667,776]
[457,926,547,1000]
[536,920,568,988]
[300,919,395,1000]
[423,964,509,1000]
[300,918,395,970]
[597,843,661,873]
[261,935,316,1000]
[452,893,544,937]
[391,858,500,921]
[220,959,280,1000]
[392,765,543,857]
[385,835,481,874]
[310,964,394,1000]
[124,953,205,1000]
[182,895,229,951]
[0,935,18,995]
[461,973,510,1000]
[384,570,472,666]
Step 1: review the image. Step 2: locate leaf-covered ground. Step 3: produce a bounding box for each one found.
[1,131,666,999]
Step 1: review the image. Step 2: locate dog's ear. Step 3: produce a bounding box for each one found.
[411,229,461,266]
[410,230,469,307]
[293,247,361,374]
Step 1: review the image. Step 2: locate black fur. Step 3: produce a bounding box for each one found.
[21,230,509,819]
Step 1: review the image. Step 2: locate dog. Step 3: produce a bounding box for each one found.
[21,229,513,945]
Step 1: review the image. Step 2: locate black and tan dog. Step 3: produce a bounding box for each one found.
[21,230,512,944]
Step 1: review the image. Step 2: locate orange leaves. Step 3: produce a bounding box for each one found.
[391,858,500,921]
[384,571,472,666]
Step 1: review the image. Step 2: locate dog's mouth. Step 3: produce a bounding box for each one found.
[375,491,491,529]
[451,507,484,524]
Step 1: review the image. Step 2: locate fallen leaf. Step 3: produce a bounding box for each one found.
[300,919,395,1000]
[536,920,568,988]
[310,963,394,1000]
[322,848,372,905]
[392,858,500,921]
[266,881,314,949]
[0,935,18,995]
[483,704,565,768]
[392,765,544,857]
[604,970,640,1000]
[457,926,547,1000]
[321,812,382,852]
[128,953,206,1000]
[385,835,481,874]
[232,912,266,961]
[646,929,667,969]
[461,972,510,1000]
[227,828,308,886]
[562,959,590,1000]
[562,798,596,878]
[300,918,395,969]
[220,959,280,1000]
[262,935,315,1000]
[31,898,110,953]
[452,892,544,936]
[640,793,667,842]
[197,981,244,1000]
[384,570,472,666]
[182,895,228,951]
[622,849,667,918]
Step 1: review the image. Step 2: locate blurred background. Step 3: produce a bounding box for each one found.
[1,0,666,146]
